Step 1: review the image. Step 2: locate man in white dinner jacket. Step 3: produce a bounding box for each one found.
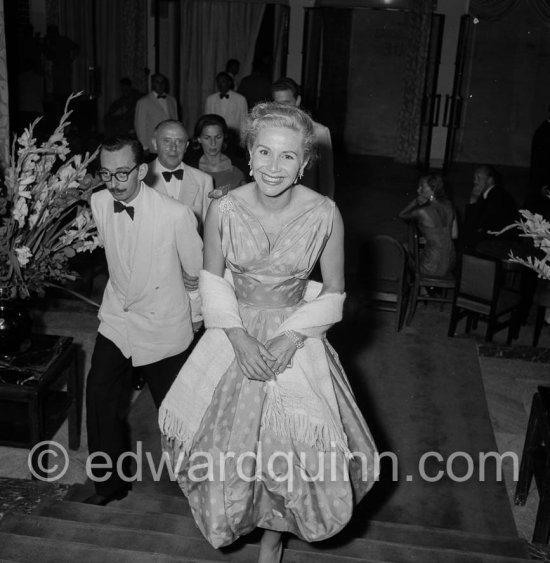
[144,119,213,226]
[85,136,203,506]
[205,71,248,156]
[134,73,178,155]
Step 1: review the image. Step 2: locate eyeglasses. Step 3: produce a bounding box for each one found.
[98,163,139,183]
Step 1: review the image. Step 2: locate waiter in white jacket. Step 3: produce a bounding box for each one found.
[85,136,203,506]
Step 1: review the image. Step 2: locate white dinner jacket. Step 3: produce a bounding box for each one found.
[204,90,248,135]
[91,184,203,366]
[134,92,179,151]
[300,121,335,200]
[144,160,213,225]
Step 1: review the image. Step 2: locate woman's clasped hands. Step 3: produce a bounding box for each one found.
[225,327,301,381]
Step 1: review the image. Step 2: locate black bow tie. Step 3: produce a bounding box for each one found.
[113,200,134,220]
[162,169,184,182]
[219,93,229,99]
[157,93,166,99]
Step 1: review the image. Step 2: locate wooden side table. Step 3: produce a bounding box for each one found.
[0,334,82,478]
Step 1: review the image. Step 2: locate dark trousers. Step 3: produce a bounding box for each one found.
[85,333,188,496]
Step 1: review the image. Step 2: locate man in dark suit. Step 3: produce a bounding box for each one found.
[462,164,519,251]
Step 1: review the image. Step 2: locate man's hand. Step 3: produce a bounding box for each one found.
[470,184,485,204]
[183,269,199,291]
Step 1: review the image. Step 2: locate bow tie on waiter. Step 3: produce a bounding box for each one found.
[156,93,167,99]
[219,93,229,99]
[113,200,135,220]
[162,169,184,182]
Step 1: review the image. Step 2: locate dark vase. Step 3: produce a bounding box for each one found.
[0,287,33,358]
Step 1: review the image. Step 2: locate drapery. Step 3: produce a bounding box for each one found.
[176,0,265,133]
[470,0,550,22]
[46,0,147,132]
[0,0,9,172]
[94,0,148,114]
[272,4,288,81]
[394,0,433,164]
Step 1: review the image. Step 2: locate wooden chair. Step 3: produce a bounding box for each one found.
[532,280,550,347]
[447,251,523,343]
[515,386,550,543]
[406,223,455,326]
[354,235,410,331]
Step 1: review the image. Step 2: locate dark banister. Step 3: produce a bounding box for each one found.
[442,93,452,127]
[433,93,442,126]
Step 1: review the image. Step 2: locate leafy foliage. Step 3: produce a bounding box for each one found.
[0,93,101,298]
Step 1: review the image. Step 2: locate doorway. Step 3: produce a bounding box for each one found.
[450,6,550,168]
[302,5,445,168]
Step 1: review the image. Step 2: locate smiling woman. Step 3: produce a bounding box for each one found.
[159,102,378,563]
[250,126,304,197]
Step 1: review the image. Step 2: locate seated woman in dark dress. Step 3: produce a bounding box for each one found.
[399,174,458,277]
[192,114,246,198]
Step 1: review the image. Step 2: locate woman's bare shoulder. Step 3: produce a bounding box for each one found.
[293,184,329,207]
[228,182,255,203]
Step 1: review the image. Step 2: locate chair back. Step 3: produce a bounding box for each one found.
[449,250,523,342]
[534,279,550,308]
[458,253,499,303]
[359,235,406,289]
[357,235,409,330]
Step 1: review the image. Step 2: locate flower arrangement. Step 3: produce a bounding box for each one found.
[0,93,101,300]
[499,209,550,280]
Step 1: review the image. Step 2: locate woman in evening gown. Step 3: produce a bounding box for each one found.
[399,173,458,277]
[159,102,377,562]
[193,113,245,198]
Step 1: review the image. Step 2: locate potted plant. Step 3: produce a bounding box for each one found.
[0,93,101,356]
[501,210,550,279]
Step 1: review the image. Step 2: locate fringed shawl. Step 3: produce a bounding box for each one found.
[159,269,349,457]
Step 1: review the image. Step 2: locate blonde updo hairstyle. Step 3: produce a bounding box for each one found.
[242,102,317,167]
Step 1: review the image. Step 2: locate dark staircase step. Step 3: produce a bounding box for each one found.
[64,485,532,560]
[290,519,531,560]
[24,501,532,563]
[0,530,214,563]
[38,499,203,539]
[41,496,530,561]
[63,482,195,517]
[4,483,531,563]
[285,536,534,563]
[0,513,374,563]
